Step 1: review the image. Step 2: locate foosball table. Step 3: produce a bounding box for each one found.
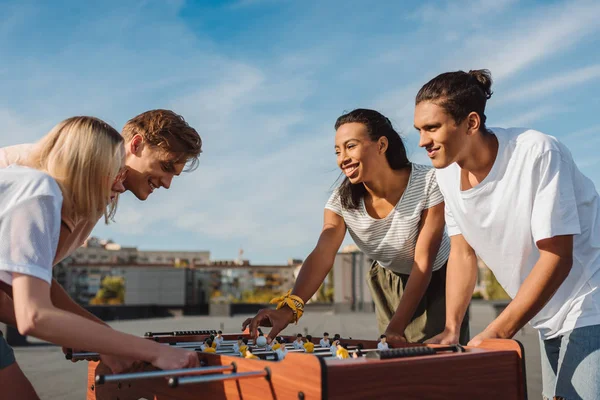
[78,329,527,400]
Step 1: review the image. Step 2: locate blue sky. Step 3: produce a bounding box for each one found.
[1,0,599,263]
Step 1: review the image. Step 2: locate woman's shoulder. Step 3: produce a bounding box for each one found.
[409,163,437,184]
[1,165,62,201]
[410,162,434,173]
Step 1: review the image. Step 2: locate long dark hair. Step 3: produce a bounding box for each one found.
[335,109,410,210]
[415,69,493,132]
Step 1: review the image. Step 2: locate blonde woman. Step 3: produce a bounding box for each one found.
[0,117,199,400]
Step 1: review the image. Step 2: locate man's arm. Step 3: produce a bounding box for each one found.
[475,235,573,342]
[425,234,478,344]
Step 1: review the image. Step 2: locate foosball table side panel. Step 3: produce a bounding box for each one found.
[324,351,526,400]
[87,352,325,400]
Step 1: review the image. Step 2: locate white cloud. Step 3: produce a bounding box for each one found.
[494,105,559,127]
[467,0,600,81]
[409,0,518,28]
[576,156,600,169]
[496,64,600,106]
[0,108,52,146]
[562,125,600,141]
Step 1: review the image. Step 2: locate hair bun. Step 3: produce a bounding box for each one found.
[468,69,493,99]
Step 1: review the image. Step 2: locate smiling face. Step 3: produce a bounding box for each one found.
[414,101,470,169]
[335,122,386,184]
[123,134,186,200]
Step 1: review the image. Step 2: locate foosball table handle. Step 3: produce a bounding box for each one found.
[95,364,236,385]
[169,367,272,388]
[144,330,218,337]
[367,344,465,360]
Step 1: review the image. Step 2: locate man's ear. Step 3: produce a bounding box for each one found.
[129,134,144,156]
[466,112,481,135]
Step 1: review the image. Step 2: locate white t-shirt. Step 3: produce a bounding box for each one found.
[319,338,330,348]
[377,342,389,350]
[0,165,62,286]
[325,163,450,275]
[436,127,600,340]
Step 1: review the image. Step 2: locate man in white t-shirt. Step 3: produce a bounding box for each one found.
[414,69,600,400]
[214,330,224,349]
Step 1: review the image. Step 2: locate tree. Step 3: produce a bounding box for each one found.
[483,268,510,300]
[90,276,125,305]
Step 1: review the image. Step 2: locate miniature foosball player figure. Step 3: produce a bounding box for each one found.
[245,348,259,359]
[303,335,315,353]
[330,339,339,356]
[377,334,389,350]
[214,330,224,348]
[239,338,249,357]
[202,339,216,353]
[293,333,304,350]
[270,338,281,351]
[274,344,288,360]
[233,336,243,353]
[336,343,350,359]
[333,334,341,342]
[200,338,209,351]
[352,343,365,359]
[209,334,218,349]
[319,332,330,348]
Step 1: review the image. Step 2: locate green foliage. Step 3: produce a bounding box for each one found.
[471,290,483,300]
[483,269,510,300]
[90,276,125,305]
[237,289,280,304]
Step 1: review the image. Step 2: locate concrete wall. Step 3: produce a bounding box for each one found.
[333,252,375,313]
[124,267,186,306]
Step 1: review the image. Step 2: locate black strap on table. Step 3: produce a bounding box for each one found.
[366,344,465,360]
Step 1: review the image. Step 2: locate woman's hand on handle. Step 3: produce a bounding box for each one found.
[151,346,200,371]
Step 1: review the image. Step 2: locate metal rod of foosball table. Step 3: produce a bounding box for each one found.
[145,330,217,337]
[95,364,235,385]
[66,352,100,361]
[169,367,271,388]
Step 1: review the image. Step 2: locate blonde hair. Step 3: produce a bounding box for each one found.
[26,117,124,223]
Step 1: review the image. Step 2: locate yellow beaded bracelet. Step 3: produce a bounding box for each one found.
[270,290,305,324]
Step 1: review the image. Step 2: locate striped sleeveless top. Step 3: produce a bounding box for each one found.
[325,163,450,275]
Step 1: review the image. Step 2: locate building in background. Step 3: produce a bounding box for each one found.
[54,237,300,312]
[332,244,374,313]
[330,244,501,313]
[53,236,501,318]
